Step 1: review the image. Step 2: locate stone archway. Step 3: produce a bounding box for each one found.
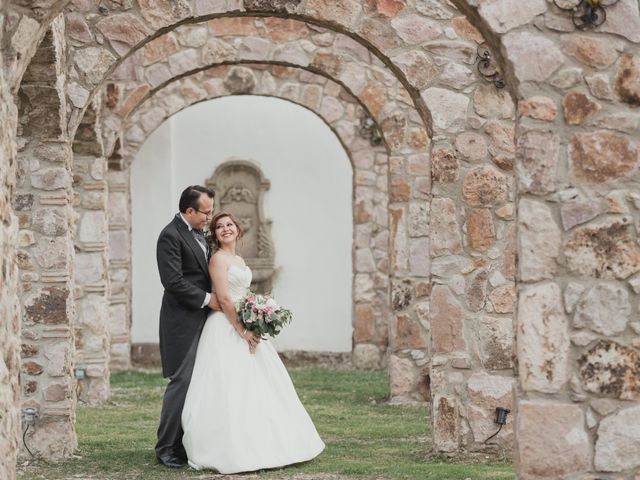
[95,12,520,455]
[97,16,519,425]
[8,1,523,461]
[120,62,391,367]
[7,0,519,466]
[2,0,639,477]
[99,14,438,406]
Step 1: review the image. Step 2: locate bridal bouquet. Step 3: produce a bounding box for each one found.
[236,292,292,352]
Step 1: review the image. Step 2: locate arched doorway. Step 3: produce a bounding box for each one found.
[130,95,354,355]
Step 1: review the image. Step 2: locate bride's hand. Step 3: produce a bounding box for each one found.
[240,329,260,348]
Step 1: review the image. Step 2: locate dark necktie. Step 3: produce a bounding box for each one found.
[192,229,209,258]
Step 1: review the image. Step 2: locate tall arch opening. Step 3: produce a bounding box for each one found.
[131,95,354,356]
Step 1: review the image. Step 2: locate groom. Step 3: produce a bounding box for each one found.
[155,185,218,468]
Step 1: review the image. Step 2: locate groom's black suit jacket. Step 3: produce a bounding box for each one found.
[156,214,211,378]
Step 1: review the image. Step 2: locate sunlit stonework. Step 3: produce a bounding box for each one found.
[1,0,639,478]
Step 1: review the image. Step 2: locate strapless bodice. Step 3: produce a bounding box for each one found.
[227,264,252,302]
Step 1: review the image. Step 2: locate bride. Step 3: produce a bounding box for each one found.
[181,211,325,473]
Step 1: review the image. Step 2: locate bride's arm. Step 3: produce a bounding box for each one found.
[206,256,221,310]
[210,255,259,346]
[210,255,240,330]
[207,292,221,310]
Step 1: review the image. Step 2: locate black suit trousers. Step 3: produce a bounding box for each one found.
[155,330,201,460]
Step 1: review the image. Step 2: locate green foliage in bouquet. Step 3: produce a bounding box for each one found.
[236,292,292,337]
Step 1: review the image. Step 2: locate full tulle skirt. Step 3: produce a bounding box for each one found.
[181,310,325,473]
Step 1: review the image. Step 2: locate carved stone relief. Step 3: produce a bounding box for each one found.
[206,159,275,293]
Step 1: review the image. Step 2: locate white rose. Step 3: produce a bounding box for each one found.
[265,298,278,309]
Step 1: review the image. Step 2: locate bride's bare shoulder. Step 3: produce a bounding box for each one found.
[210,251,230,267]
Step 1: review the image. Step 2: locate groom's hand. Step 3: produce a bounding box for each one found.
[208,295,221,311]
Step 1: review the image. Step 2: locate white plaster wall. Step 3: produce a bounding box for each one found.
[131,96,353,352]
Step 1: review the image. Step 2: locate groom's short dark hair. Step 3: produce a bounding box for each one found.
[179,185,215,213]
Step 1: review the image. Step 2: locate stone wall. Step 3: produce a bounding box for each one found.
[0,0,22,477]
[107,168,131,370]
[72,100,111,404]
[15,17,77,459]
[497,5,640,478]
[427,82,517,450]
[0,0,638,477]
[3,1,70,90]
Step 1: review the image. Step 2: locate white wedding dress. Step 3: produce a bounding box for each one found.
[181,265,325,473]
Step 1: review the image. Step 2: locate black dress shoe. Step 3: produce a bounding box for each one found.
[157,455,187,468]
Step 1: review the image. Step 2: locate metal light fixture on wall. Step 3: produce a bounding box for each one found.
[22,407,38,457]
[476,43,505,89]
[358,114,383,146]
[553,0,620,30]
[484,407,510,445]
[22,407,38,426]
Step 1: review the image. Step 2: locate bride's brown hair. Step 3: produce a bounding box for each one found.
[209,212,244,250]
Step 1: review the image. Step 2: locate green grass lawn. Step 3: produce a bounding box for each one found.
[18,368,514,479]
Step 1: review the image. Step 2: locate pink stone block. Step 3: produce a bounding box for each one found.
[517,402,591,479]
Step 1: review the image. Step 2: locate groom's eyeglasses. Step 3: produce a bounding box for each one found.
[196,209,213,217]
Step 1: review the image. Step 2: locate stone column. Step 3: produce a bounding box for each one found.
[350,130,391,371]
[513,60,640,478]
[386,151,432,403]
[72,101,111,405]
[15,19,77,460]
[417,75,520,452]
[0,1,22,476]
[107,168,131,370]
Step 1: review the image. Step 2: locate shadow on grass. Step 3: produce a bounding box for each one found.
[18,368,514,480]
